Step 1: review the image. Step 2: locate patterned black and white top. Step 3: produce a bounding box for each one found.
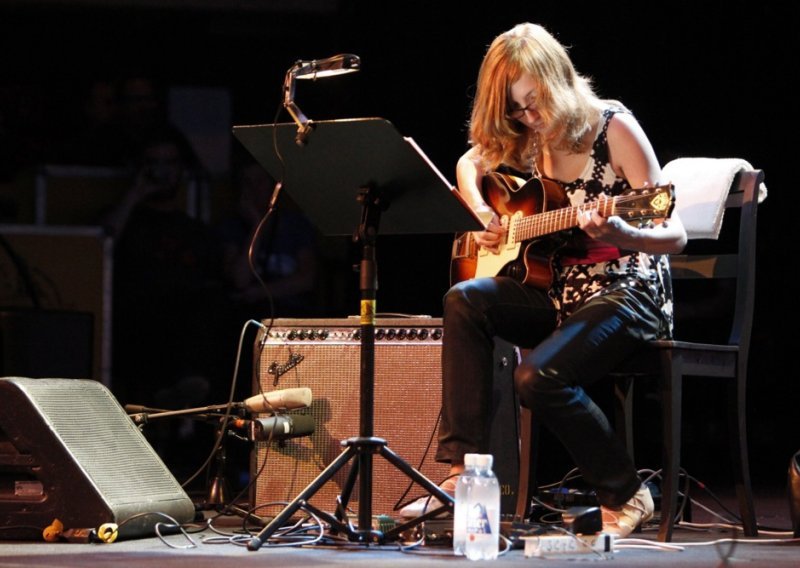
[550,107,674,338]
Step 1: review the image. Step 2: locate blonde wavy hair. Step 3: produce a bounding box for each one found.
[469,23,602,172]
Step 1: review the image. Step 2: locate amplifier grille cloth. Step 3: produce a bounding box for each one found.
[254,321,450,517]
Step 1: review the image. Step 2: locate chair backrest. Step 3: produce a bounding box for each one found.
[666,162,764,354]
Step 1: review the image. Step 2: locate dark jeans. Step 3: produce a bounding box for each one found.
[436,276,663,507]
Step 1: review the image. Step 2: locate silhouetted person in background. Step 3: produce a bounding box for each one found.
[206,159,323,492]
[55,78,127,167]
[117,75,164,165]
[102,126,227,485]
[216,160,319,320]
[54,74,197,169]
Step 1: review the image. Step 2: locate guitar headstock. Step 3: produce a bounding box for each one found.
[616,183,675,222]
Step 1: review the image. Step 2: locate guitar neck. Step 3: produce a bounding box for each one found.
[514,199,616,242]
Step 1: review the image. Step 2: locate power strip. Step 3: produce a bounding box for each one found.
[522,533,615,557]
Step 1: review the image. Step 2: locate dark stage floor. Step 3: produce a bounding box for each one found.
[0,485,797,567]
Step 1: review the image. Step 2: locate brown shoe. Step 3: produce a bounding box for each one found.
[601,485,654,538]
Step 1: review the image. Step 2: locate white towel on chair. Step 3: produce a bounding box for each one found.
[662,157,768,239]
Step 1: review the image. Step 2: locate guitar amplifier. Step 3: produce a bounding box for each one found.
[251,317,520,519]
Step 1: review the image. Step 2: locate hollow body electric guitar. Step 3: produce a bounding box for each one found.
[450,172,675,288]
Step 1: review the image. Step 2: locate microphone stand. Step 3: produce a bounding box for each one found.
[127,403,268,527]
[125,402,246,423]
[199,421,270,528]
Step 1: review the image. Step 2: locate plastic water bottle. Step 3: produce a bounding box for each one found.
[453,453,480,555]
[464,453,500,560]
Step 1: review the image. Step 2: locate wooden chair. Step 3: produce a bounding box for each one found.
[515,159,765,542]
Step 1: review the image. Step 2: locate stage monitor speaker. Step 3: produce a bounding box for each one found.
[0,377,195,540]
[252,317,519,519]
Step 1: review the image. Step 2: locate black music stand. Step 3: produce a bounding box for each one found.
[233,118,484,548]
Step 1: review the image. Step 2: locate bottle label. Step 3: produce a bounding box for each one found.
[466,503,492,535]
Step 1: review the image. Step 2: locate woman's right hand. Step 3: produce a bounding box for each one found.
[456,149,507,253]
[472,213,506,254]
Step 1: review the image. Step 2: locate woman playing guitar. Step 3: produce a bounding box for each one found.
[400,23,687,538]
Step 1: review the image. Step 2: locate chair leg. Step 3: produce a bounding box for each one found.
[614,375,635,462]
[728,366,758,536]
[658,359,682,542]
[515,406,538,521]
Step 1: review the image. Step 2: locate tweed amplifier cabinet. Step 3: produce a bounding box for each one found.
[0,377,195,540]
[252,317,519,518]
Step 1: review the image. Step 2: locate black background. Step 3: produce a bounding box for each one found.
[1,1,793,488]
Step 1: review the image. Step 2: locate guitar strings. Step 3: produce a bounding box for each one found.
[511,188,672,240]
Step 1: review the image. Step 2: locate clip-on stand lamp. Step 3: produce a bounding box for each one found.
[283,53,361,146]
[234,56,485,549]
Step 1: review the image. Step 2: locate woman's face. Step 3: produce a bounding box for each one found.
[508,74,543,131]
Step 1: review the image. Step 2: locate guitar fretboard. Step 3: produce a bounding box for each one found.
[512,188,670,243]
[514,199,614,241]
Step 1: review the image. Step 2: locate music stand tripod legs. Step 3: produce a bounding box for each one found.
[247,186,454,550]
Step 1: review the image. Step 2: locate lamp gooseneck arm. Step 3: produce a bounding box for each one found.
[283,64,313,146]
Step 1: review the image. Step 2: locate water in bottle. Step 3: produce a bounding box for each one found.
[464,454,500,561]
[453,453,480,555]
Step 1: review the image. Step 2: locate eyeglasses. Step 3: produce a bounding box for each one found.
[505,101,538,121]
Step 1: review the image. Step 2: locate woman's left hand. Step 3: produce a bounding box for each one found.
[577,202,635,246]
